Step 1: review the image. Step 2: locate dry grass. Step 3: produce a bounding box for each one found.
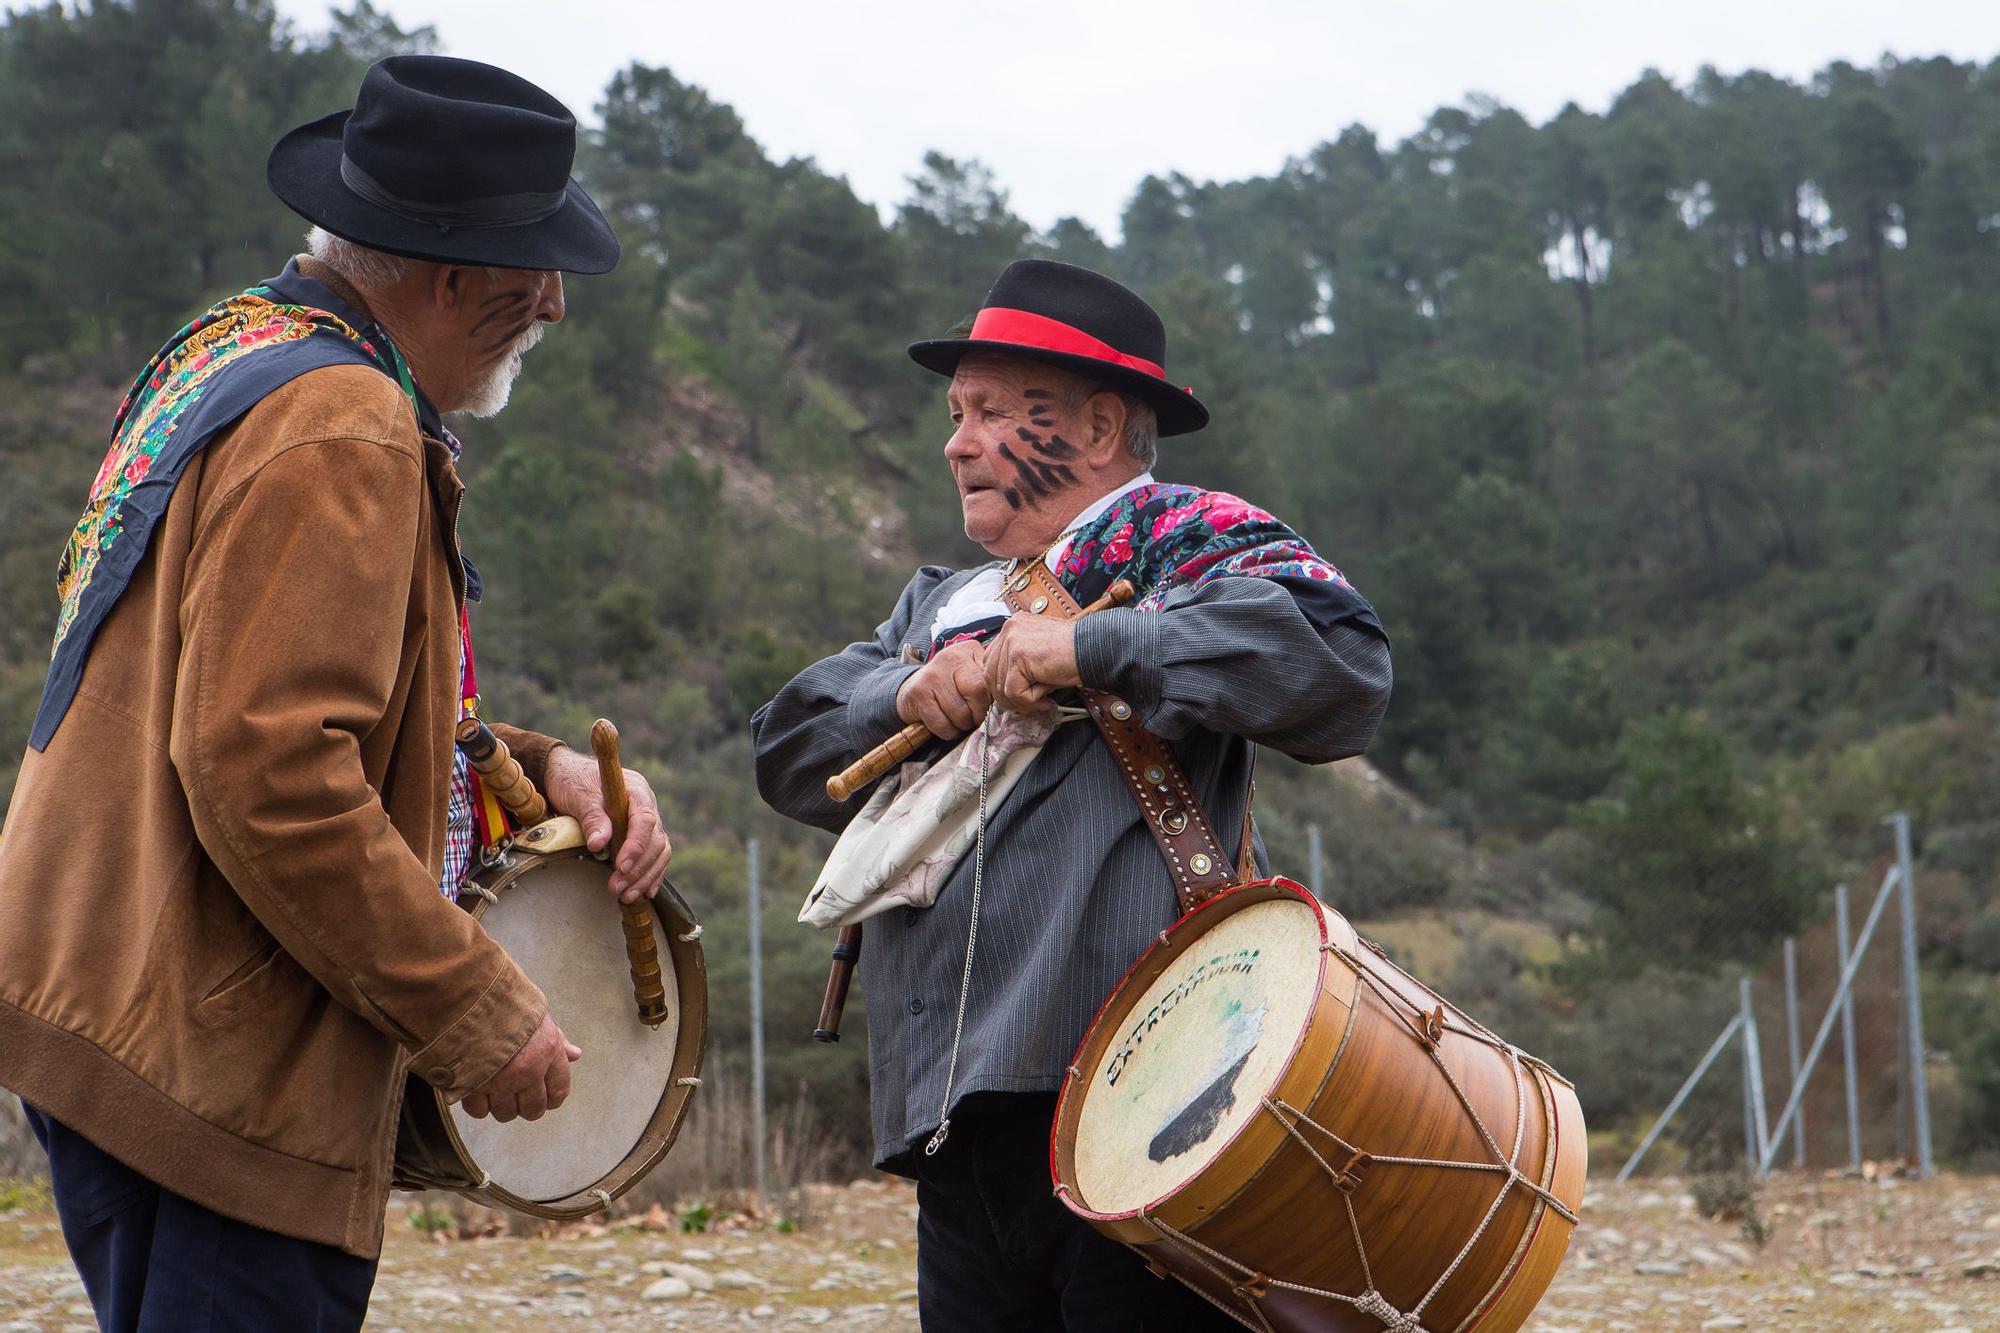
[1363,909,1563,977]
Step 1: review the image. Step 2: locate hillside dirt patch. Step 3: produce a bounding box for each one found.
[1,1174,1996,1329]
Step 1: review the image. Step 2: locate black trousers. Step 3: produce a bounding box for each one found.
[911,1093,1240,1332]
[22,1101,377,1333]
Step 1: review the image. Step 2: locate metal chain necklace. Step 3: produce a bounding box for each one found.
[924,707,995,1157]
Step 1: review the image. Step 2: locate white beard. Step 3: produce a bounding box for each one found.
[457,319,545,419]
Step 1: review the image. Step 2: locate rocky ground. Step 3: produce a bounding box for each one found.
[2,1173,1997,1330]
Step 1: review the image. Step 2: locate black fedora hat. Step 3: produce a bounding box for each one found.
[268,55,619,275]
[908,259,1209,436]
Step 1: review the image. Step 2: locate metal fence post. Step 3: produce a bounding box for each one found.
[1835,883,1862,1172]
[1740,976,1771,1174]
[1308,823,1323,899]
[1760,863,1901,1174]
[1741,1031,1758,1169]
[748,837,767,1199]
[1616,1012,1745,1182]
[1783,938,1805,1167]
[1889,813,1934,1178]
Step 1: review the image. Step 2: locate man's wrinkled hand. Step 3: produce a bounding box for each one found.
[460,1011,581,1124]
[983,614,1080,714]
[544,745,673,903]
[896,638,992,740]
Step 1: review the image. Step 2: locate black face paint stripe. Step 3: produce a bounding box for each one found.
[1004,488,1023,509]
[999,443,1051,498]
[471,293,532,336]
[480,318,534,356]
[1034,459,1074,490]
[1016,427,1043,444]
[1033,435,1080,460]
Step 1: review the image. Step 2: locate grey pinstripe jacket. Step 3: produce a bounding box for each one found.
[752,560,1392,1169]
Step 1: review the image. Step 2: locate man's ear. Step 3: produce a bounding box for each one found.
[431,263,473,316]
[1082,391,1130,467]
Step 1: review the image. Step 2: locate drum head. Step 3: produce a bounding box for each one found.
[450,856,683,1202]
[1070,894,1323,1215]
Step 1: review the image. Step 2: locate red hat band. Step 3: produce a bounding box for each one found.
[968,307,1168,383]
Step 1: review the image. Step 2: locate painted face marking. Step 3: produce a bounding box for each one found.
[473,293,536,356]
[1033,434,1080,461]
[471,292,531,335]
[998,442,1052,500]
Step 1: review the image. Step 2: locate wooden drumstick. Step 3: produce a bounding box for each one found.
[455,718,549,827]
[825,578,1138,801]
[591,719,669,1029]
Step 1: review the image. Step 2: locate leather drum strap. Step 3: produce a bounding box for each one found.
[1002,559,1249,915]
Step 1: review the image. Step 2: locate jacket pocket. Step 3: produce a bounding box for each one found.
[193,940,290,1029]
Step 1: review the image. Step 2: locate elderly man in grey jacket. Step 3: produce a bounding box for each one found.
[752,259,1392,1331]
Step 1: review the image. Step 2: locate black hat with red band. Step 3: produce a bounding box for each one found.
[908,259,1210,437]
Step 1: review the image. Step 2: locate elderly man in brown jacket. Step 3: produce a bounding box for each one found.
[0,58,670,1331]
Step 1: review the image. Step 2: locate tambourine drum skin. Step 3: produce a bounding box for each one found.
[393,846,706,1219]
[1053,879,1585,1333]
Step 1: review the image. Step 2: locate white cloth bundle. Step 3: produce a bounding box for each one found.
[799,706,1084,929]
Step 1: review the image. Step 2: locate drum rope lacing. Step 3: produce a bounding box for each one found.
[1122,934,1577,1333]
[924,709,996,1157]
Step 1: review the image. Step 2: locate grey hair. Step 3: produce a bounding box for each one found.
[305,226,408,287]
[1062,380,1160,469]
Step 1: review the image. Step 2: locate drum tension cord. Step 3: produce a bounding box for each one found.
[1117,941,1580,1332]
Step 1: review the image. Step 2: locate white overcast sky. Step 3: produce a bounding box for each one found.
[274,0,1998,238]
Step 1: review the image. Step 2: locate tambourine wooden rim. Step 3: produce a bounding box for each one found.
[397,844,707,1221]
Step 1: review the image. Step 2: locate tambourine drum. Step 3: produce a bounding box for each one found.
[1053,879,1584,1332]
[394,839,707,1219]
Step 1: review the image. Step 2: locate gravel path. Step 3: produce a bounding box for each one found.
[2,1174,1996,1329]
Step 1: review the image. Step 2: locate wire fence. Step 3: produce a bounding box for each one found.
[1610,818,1939,1180]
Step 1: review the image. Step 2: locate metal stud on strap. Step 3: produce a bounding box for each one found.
[1161,808,1189,835]
[1143,764,1165,785]
[1030,595,1049,613]
[1190,853,1214,876]
[1108,699,1132,721]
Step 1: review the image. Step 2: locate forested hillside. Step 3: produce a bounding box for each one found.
[2,0,1996,1166]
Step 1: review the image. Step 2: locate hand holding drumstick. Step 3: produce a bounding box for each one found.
[827,579,1134,801]
[814,578,1135,1041]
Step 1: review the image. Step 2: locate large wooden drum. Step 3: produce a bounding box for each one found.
[1053,878,1584,1332]
[394,836,707,1219]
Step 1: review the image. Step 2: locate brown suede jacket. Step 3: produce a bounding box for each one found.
[0,266,555,1258]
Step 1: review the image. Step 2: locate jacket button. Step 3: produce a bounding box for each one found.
[429,1067,454,1085]
[908,997,924,1015]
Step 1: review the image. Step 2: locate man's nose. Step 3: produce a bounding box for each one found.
[537,272,566,324]
[943,424,979,461]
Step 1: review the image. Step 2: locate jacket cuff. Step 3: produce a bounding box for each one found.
[409,960,548,1103]
[846,662,921,753]
[1075,607,1162,715]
